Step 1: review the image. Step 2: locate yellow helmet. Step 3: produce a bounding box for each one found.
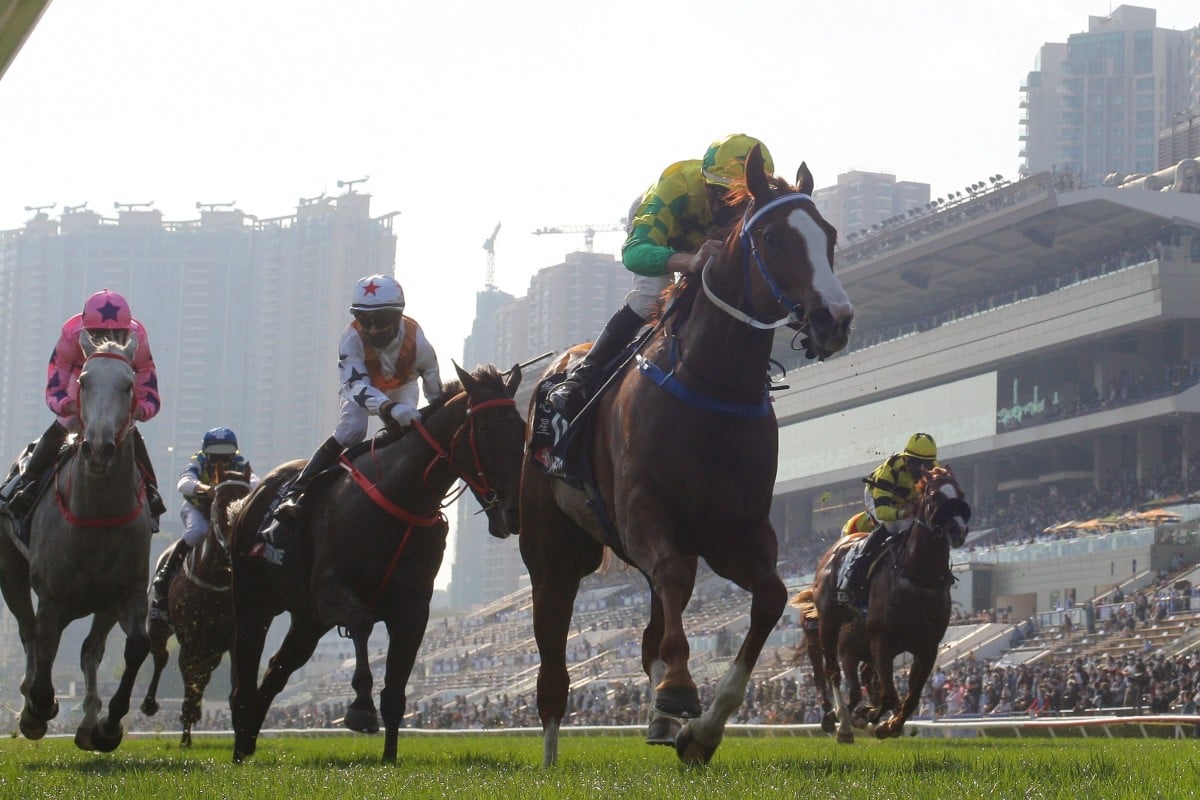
[701,134,775,187]
[903,433,937,462]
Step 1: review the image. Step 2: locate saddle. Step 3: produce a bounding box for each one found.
[1,440,76,549]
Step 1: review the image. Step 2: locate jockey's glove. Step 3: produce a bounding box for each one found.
[388,404,421,428]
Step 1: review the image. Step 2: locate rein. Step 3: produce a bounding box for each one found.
[55,467,146,528]
[700,192,814,330]
[338,394,517,611]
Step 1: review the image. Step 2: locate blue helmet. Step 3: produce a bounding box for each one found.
[202,427,238,456]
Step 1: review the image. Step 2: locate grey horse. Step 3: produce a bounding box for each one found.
[0,333,153,751]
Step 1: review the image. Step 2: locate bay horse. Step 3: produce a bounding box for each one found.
[519,146,854,766]
[799,465,970,743]
[0,334,153,751]
[140,473,253,745]
[228,363,524,763]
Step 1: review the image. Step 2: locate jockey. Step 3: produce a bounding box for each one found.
[837,432,941,608]
[149,427,259,622]
[0,289,165,521]
[548,134,775,419]
[270,274,442,523]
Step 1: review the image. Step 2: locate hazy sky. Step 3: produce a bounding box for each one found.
[3,2,1198,588]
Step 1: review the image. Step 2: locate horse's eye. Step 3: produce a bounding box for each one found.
[761,229,778,248]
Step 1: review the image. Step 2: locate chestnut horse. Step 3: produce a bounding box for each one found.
[799,465,970,743]
[0,335,153,751]
[519,146,854,766]
[228,363,525,763]
[140,473,253,745]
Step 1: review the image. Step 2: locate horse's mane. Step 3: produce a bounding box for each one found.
[650,176,800,322]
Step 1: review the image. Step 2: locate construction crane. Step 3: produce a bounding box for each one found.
[532,220,627,253]
[482,220,501,289]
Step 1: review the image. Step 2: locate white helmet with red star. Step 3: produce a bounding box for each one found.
[350,274,404,312]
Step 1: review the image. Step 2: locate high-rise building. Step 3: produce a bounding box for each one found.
[0,192,396,532]
[0,190,397,674]
[449,251,629,609]
[813,171,930,243]
[1020,5,1195,187]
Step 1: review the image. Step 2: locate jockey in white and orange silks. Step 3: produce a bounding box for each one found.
[268,273,443,524]
[0,289,165,520]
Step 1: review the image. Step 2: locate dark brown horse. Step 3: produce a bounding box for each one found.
[140,473,253,745]
[799,465,970,743]
[228,363,524,763]
[0,335,153,751]
[519,147,854,766]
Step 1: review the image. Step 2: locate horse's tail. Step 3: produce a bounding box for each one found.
[789,589,820,627]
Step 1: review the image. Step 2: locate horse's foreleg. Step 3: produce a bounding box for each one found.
[647,554,699,720]
[92,599,150,753]
[678,570,785,766]
[641,592,681,746]
[343,621,379,735]
[22,600,66,737]
[140,617,172,717]
[878,646,935,739]
[379,612,427,764]
[72,612,115,750]
[804,630,835,732]
[178,647,223,747]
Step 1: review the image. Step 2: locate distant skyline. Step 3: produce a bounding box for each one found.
[2,2,1196,369]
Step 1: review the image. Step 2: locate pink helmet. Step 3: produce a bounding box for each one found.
[82,289,132,330]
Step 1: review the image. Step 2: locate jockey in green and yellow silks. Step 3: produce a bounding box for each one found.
[547,134,775,420]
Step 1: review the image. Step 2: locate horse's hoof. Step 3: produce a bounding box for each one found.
[654,685,702,719]
[74,726,95,751]
[674,724,716,766]
[645,714,681,746]
[820,713,836,734]
[140,698,159,716]
[343,706,380,734]
[180,731,192,748]
[18,710,47,741]
[233,733,257,762]
[836,731,855,745]
[90,719,124,753]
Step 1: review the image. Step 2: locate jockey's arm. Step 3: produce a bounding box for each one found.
[129,321,161,422]
[45,326,82,419]
[177,456,205,499]
[413,326,443,402]
[338,326,391,415]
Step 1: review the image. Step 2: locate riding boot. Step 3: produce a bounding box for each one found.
[132,427,167,519]
[0,420,68,517]
[272,436,345,522]
[837,523,891,607]
[149,539,192,624]
[547,304,645,419]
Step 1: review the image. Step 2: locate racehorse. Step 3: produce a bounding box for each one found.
[519,146,854,766]
[140,473,253,745]
[799,465,970,743]
[227,363,525,763]
[0,334,154,751]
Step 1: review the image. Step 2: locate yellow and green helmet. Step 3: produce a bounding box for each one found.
[701,134,775,187]
[903,432,937,462]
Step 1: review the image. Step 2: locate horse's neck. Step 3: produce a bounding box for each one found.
[903,518,950,580]
[371,404,468,505]
[64,441,140,516]
[671,266,775,397]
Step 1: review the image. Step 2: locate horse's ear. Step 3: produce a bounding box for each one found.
[796,162,815,195]
[79,329,96,357]
[453,360,477,396]
[504,363,522,396]
[745,144,770,200]
[122,332,139,361]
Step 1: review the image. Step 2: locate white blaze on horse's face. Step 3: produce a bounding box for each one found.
[788,209,853,321]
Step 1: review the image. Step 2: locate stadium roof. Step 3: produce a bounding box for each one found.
[837,178,1200,331]
[0,0,51,82]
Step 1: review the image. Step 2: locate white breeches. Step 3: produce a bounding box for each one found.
[625,274,672,320]
[180,502,209,547]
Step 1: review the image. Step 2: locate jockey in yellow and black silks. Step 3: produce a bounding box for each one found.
[837,433,940,609]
